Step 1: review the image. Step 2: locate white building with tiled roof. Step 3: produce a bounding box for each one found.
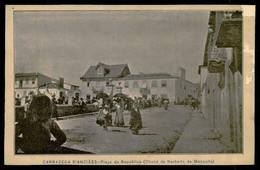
[15,72,80,103]
[80,62,199,104]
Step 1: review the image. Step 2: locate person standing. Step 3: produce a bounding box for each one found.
[96,105,105,127]
[79,98,85,114]
[129,102,143,135]
[158,97,162,108]
[114,99,125,127]
[24,97,30,119]
[103,105,110,131]
[15,94,21,106]
[163,98,169,110]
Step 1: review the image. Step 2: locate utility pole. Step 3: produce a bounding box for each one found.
[107,78,114,100]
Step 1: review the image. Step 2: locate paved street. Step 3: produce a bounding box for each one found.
[56,105,193,154]
[172,110,226,153]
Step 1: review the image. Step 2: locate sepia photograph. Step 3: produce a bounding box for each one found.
[5,5,255,165]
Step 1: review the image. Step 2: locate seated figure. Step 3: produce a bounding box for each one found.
[15,94,66,154]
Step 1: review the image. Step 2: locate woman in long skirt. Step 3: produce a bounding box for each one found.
[129,102,143,135]
[114,99,125,127]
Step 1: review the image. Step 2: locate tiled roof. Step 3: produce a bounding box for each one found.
[81,62,130,79]
[15,72,40,77]
[15,72,53,86]
[39,83,68,90]
[39,83,58,89]
[121,73,175,80]
[15,72,79,87]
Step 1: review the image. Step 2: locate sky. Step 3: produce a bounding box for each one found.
[14,10,209,86]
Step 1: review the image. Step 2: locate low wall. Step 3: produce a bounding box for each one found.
[15,104,99,122]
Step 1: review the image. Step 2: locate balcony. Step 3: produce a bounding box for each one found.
[139,88,151,95]
[92,86,104,94]
[208,58,225,73]
[216,11,242,48]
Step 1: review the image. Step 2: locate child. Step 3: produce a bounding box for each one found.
[15,94,66,154]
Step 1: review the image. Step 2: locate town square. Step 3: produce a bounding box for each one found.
[13,9,243,154]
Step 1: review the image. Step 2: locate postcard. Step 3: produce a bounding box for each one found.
[5,5,255,165]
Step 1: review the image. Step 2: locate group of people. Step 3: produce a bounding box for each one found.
[14,92,171,153]
[50,95,69,105]
[96,97,126,130]
[15,93,70,107]
[96,96,143,135]
[157,97,170,110]
[133,96,170,110]
[15,93,35,107]
[184,95,200,110]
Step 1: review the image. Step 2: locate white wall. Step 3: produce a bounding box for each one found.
[15,77,38,89]
[81,78,177,103]
[174,78,198,104]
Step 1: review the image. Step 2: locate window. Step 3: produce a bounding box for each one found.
[19,80,23,88]
[87,82,90,87]
[133,81,139,88]
[161,94,167,98]
[141,80,148,88]
[25,78,29,84]
[32,78,35,85]
[86,94,90,100]
[184,86,186,90]
[106,81,110,86]
[161,80,167,87]
[97,66,103,75]
[151,80,158,88]
[124,81,129,88]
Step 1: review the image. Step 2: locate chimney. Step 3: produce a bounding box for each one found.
[59,77,64,88]
[177,67,186,79]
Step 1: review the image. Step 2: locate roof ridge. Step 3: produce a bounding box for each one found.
[127,72,172,76]
[106,63,127,66]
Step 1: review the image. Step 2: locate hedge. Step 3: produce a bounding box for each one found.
[15,104,99,122]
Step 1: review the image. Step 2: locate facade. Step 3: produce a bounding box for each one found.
[15,73,80,104]
[80,62,199,104]
[198,11,242,152]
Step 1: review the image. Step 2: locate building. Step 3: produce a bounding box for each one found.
[198,11,242,152]
[15,72,80,103]
[80,62,199,104]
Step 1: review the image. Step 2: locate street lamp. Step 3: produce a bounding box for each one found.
[116,81,123,94]
[107,78,114,100]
